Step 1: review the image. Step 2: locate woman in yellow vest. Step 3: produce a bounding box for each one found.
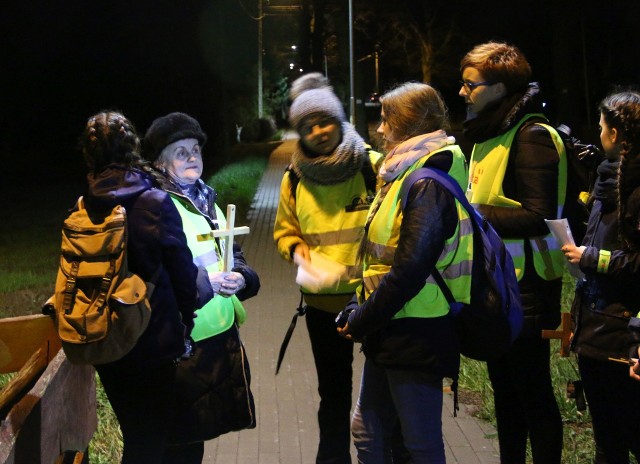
[144,112,260,463]
[459,42,564,464]
[336,82,472,464]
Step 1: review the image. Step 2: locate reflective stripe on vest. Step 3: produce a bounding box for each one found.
[361,146,473,319]
[467,114,567,281]
[170,195,246,342]
[295,170,373,294]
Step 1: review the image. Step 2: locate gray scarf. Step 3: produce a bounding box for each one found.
[291,122,367,185]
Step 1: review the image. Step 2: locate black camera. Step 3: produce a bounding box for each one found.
[335,308,353,329]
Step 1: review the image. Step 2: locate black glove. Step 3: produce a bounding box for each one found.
[195,266,214,308]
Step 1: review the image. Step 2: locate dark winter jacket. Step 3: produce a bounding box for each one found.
[571,159,640,360]
[156,176,261,299]
[463,83,563,336]
[153,173,259,444]
[83,165,209,369]
[346,150,460,379]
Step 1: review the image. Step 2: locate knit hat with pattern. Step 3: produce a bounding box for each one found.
[288,74,346,131]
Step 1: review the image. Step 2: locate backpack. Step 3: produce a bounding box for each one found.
[400,167,524,361]
[520,120,602,245]
[43,197,154,365]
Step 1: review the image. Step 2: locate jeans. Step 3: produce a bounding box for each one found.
[306,306,355,464]
[487,336,563,464]
[352,359,445,464]
[579,355,640,463]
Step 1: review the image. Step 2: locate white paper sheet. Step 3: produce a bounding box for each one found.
[294,251,347,293]
[545,218,584,279]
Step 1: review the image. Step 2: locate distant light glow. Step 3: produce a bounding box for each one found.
[291,45,297,50]
[542,102,547,108]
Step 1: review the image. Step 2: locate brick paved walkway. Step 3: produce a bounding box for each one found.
[202,139,500,463]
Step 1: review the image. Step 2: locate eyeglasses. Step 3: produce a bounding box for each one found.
[459,80,494,93]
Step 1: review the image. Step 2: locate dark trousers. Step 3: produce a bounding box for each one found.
[96,361,177,464]
[487,336,563,464]
[306,306,355,464]
[162,442,205,464]
[579,355,640,464]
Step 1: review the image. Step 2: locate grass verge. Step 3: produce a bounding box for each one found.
[458,269,594,462]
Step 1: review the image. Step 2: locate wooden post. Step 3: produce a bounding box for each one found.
[541,312,572,357]
[210,204,250,272]
[0,315,96,464]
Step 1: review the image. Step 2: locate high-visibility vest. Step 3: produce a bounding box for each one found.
[466,113,567,281]
[294,161,379,295]
[361,146,473,319]
[170,194,246,342]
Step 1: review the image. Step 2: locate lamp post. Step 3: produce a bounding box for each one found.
[348,0,355,126]
[258,0,264,118]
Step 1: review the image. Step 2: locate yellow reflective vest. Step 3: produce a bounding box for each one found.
[170,194,246,342]
[361,146,473,319]
[466,114,567,281]
[274,150,383,297]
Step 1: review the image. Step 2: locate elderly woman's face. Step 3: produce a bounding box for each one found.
[157,138,203,185]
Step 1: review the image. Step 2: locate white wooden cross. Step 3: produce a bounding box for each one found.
[210,204,250,272]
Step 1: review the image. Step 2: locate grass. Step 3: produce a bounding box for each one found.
[206,156,268,226]
[0,153,268,462]
[457,269,595,463]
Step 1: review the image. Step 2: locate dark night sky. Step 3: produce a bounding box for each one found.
[1,1,639,188]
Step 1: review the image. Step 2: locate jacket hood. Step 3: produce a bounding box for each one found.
[84,165,155,211]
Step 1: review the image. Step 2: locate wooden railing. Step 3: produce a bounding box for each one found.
[0,315,96,464]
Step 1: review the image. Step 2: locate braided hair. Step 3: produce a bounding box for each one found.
[599,91,640,249]
[80,111,144,174]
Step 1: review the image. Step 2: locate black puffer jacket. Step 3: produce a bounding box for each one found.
[84,165,210,369]
[464,83,563,336]
[571,159,640,360]
[345,151,460,380]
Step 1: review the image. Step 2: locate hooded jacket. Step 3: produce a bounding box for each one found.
[83,165,205,368]
[571,158,640,359]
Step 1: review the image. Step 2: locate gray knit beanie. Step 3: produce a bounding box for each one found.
[288,74,346,131]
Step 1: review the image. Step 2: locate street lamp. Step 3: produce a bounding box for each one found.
[348,0,355,125]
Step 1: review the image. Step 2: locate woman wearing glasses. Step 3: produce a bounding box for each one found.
[459,42,565,464]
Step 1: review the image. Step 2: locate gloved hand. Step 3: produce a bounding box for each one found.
[195,266,214,308]
[209,271,246,297]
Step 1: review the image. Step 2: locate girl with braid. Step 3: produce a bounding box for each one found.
[563,91,640,463]
[78,111,213,463]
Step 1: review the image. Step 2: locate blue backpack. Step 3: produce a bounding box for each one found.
[400,167,524,361]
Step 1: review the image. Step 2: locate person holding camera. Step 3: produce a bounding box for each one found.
[337,82,469,464]
[564,91,640,463]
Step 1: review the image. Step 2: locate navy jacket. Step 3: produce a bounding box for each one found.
[84,165,206,369]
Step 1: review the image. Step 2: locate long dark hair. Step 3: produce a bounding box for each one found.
[80,111,144,175]
[600,91,640,249]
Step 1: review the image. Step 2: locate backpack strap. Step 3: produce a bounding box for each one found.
[399,167,475,314]
[361,148,378,194]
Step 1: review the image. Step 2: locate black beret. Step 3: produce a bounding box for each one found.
[144,112,207,162]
